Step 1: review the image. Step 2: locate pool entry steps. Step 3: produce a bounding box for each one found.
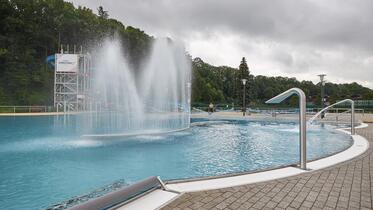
[67,176,175,210]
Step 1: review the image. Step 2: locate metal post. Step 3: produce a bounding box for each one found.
[298,90,307,170]
[53,55,57,109]
[243,83,246,116]
[241,79,247,116]
[321,83,325,118]
[318,74,326,118]
[351,101,355,135]
[266,88,307,170]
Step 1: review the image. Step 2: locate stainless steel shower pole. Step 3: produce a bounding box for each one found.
[298,89,307,170]
[351,100,355,135]
[266,88,307,170]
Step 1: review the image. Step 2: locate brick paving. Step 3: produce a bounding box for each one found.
[162,124,373,210]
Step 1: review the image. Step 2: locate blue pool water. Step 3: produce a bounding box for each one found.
[0,116,352,210]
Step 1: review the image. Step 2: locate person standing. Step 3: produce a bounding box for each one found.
[208,103,214,115]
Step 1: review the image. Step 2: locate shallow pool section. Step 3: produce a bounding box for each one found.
[0,116,352,210]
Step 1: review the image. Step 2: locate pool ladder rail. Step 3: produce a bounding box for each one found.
[67,176,176,210]
[308,99,355,135]
[266,88,307,170]
[266,88,357,171]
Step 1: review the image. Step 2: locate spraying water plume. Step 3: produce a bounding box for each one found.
[84,38,191,136]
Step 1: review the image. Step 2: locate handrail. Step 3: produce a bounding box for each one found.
[0,105,48,113]
[308,99,355,135]
[67,176,168,210]
[192,107,207,113]
[266,88,307,170]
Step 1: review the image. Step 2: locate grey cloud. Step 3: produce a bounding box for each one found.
[70,0,373,87]
[271,50,294,68]
[70,0,373,51]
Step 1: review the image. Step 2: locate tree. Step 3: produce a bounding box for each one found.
[0,0,151,105]
[98,6,109,19]
[235,57,253,107]
[1,0,373,107]
[263,87,274,99]
[239,57,249,80]
[190,57,373,108]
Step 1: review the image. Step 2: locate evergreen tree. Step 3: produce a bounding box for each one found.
[235,57,253,107]
[239,57,249,80]
[0,0,151,105]
[1,0,373,108]
[191,58,373,109]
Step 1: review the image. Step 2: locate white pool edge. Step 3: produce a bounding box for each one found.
[119,123,369,210]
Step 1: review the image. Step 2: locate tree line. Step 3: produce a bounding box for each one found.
[1,0,373,107]
[0,0,151,105]
[191,57,373,108]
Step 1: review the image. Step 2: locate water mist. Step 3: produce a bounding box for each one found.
[84,38,191,136]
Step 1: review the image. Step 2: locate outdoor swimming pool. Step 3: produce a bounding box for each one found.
[0,116,352,210]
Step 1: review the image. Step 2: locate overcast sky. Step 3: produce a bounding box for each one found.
[70,0,373,88]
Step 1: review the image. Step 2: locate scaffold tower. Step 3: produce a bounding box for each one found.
[53,51,92,112]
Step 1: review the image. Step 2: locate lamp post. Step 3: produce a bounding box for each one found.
[241,79,247,116]
[318,74,326,119]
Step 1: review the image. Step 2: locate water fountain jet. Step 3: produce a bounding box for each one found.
[82,38,191,137]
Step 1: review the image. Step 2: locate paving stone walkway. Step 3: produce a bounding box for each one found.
[162,124,373,210]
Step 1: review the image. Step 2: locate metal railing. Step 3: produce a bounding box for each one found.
[68,176,169,210]
[0,105,49,113]
[266,88,307,170]
[309,99,355,135]
[312,107,364,115]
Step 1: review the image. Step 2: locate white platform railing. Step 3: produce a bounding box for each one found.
[0,105,48,113]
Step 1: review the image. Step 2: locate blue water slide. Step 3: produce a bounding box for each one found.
[46,55,55,68]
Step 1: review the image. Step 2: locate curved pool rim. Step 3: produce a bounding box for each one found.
[118,122,370,210]
[0,115,362,210]
[164,120,363,183]
[166,122,369,189]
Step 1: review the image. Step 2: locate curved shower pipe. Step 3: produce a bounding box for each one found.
[309,99,355,135]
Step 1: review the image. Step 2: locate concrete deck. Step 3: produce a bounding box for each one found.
[1,110,373,123]
[0,112,66,116]
[162,124,373,210]
[193,112,373,123]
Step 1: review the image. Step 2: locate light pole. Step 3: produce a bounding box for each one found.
[241,79,247,116]
[318,74,326,119]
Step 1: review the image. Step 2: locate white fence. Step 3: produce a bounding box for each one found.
[0,106,49,113]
